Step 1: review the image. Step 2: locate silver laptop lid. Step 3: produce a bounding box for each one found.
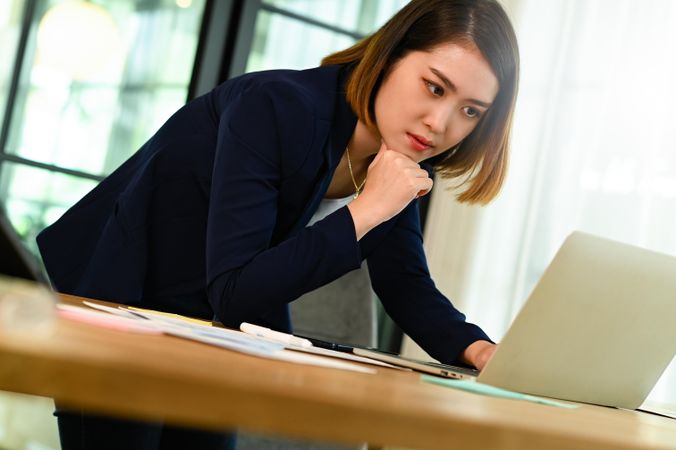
[477,231,676,409]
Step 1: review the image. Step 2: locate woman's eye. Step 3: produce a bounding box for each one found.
[424,80,444,97]
[462,106,481,118]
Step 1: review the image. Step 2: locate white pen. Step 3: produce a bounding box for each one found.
[240,322,313,348]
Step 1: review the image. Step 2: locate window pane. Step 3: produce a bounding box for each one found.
[248,1,408,72]
[263,0,409,35]
[0,162,97,255]
[248,10,356,72]
[5,0,206,176]
[0,1,24,126]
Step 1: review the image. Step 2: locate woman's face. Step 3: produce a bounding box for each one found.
[374,42,499,163]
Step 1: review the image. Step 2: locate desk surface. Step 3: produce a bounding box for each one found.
[0,294,674,450]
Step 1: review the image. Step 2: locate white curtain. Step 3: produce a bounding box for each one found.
[404,0,676,407]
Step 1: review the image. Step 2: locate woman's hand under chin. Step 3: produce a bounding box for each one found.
[461,340,496,371]
[347,141,433,240]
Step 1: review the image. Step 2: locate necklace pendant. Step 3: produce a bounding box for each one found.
[346,146,366,201]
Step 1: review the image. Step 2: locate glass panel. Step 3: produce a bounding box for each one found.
[247,10,356,72]
[0,162,97,256]
[0,1,24,126]
[263,0,409,35]
[5,0,206,176]
[248,1,408,73]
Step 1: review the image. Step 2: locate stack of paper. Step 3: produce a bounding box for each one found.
[57,302,378,374]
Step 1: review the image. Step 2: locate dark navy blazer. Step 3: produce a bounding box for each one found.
[37,64,490,363]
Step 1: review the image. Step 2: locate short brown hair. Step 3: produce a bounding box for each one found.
[322,0,520,204]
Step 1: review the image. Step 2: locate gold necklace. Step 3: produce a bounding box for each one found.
[346,146,366,199]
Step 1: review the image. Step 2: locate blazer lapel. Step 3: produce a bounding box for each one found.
[283,88,357,239]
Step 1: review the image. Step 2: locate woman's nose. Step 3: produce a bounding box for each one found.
[422,105,452,134]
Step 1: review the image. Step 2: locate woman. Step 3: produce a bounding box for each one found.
[37,0,519,448]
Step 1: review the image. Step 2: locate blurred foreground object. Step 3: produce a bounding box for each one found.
[0,276,56,338]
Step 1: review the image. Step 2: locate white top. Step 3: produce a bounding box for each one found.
[306,195,353,227]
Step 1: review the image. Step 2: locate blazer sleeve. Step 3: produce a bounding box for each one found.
[206,83,361,328]
[366,200,492,364]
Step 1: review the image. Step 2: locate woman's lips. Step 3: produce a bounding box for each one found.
[407,133,433,152]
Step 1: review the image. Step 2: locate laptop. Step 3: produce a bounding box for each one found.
[356,231,676,410]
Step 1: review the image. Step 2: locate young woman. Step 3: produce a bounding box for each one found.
[37,0,519,448]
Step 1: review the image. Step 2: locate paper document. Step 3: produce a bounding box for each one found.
[76,301,374,374]
[421,375,579,409]
[241,322,312,347]
[127,305,212,326]
[82,301,145,319]
[239,322,401,369]
[273,350,375,373]
[289,344,404,369]
[57,304,162,335]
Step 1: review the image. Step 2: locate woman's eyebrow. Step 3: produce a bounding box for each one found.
[430,67,492,108]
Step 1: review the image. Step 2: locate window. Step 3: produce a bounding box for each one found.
[0,0,206,253]
[0,1,24,127]
[245,0,409,72]
[417,0,676,406]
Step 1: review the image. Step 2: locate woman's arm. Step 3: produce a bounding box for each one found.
[365,199,493,366]
[206,86,362,328]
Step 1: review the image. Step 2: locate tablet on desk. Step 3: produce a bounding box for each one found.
[295,334,354,353]
[294,334,479,380]
[352,348,480,380]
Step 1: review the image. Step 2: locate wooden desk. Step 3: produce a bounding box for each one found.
[0,294,674,450]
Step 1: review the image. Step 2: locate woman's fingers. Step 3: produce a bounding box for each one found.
[411,167,430,178]
[348,144,434,238]
[370,140,389,167]
[360,148,432,216]
[417,177,434,198]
